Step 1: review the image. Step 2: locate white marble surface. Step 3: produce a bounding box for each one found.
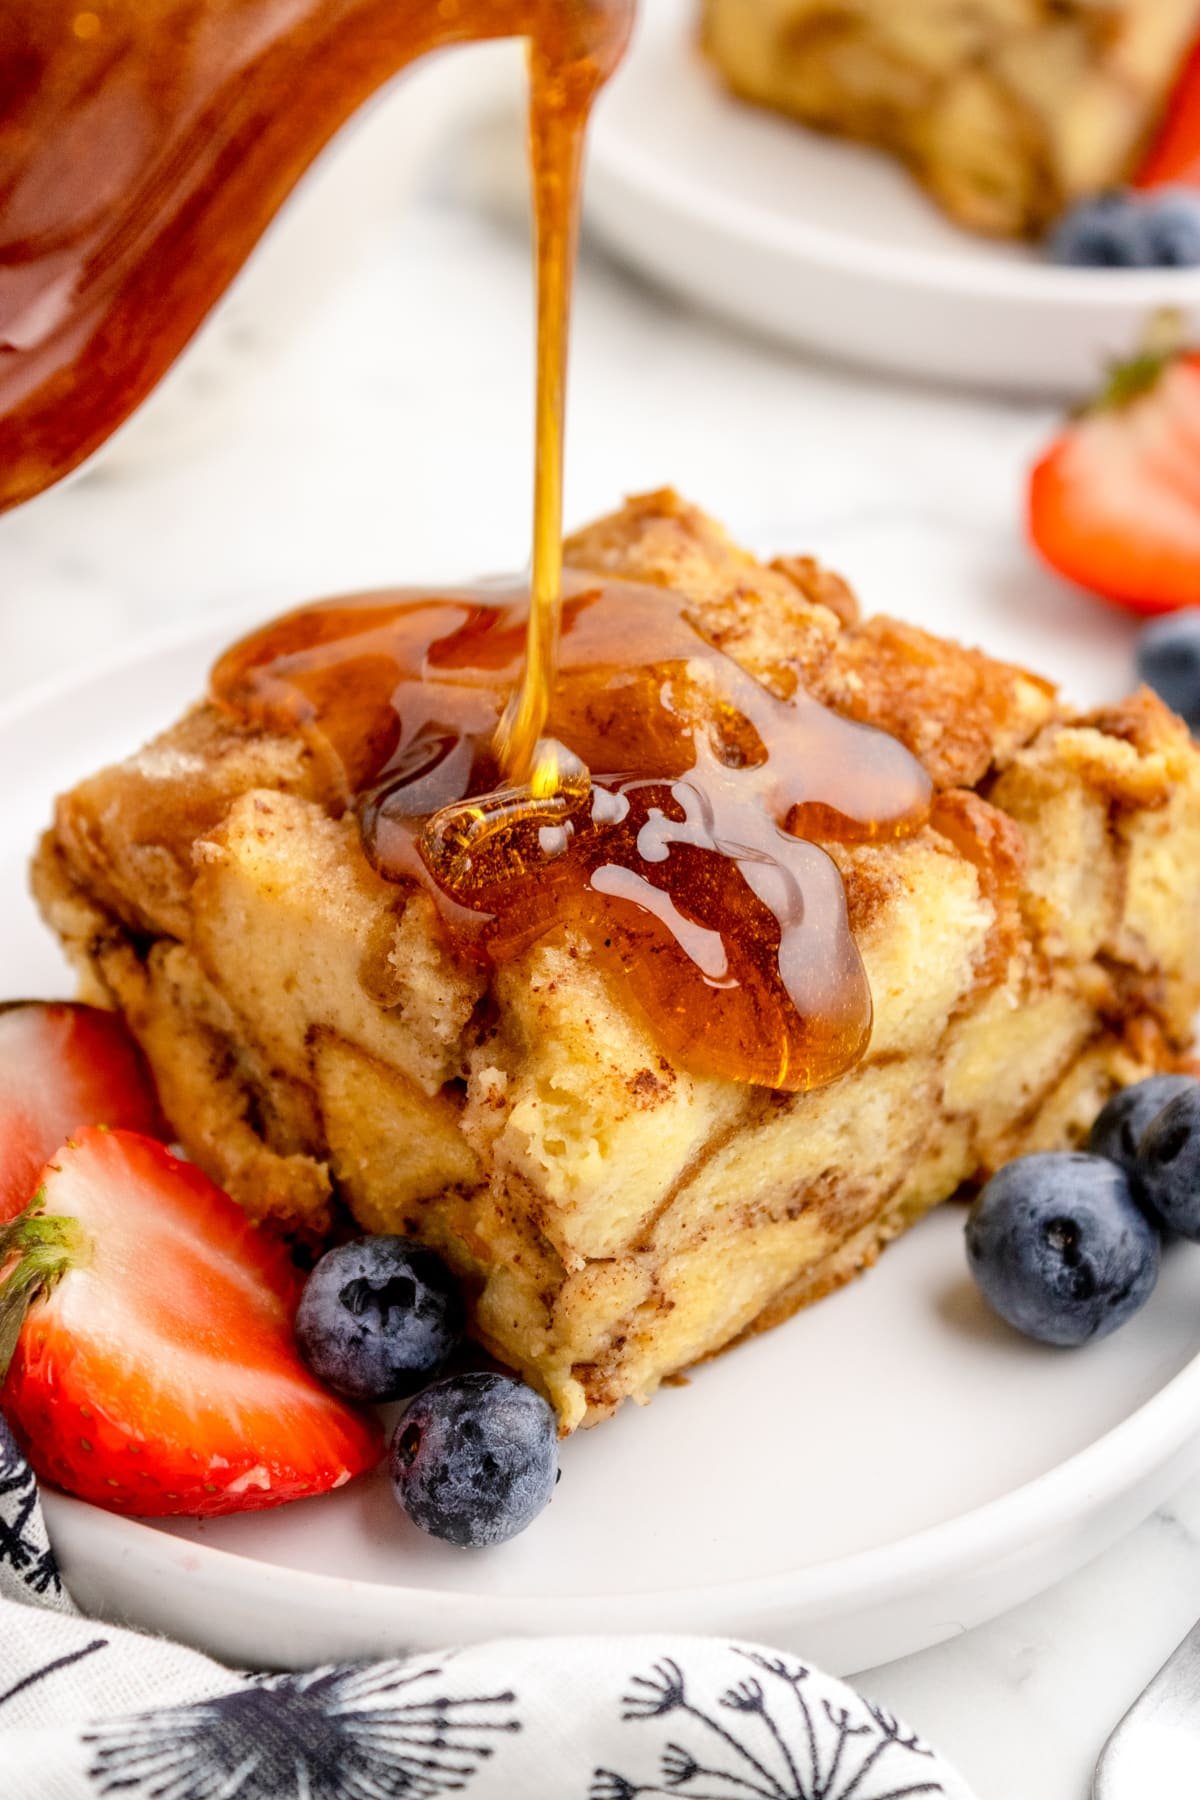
[2,46,1198,1800]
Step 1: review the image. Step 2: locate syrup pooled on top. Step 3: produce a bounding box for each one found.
[211,577,933,1091]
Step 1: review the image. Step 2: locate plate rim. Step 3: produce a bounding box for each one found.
[11,612,1200,1640]
[590,0,1200,310]
[39,1342,1200,1636]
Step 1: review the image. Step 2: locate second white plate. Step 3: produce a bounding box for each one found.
[586,0,1200,396]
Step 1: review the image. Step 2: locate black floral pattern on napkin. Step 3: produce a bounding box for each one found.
[84,1659,521,1799]
[0,1415,63,1602]
[591,1649,945,1800]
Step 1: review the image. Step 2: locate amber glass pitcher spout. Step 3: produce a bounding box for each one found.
[0,0,634,513]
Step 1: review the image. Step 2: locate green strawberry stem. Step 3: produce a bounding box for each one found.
[0,1198,86,1386]
[1089,308,1188,415]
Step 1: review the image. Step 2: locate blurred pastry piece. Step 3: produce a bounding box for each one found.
[701,0,1200,236]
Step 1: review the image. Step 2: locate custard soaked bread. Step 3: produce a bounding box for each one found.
[701,0,1200,236]
[34,492,1200,1429]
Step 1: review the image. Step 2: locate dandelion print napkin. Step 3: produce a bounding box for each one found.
[0,1419,977,1800]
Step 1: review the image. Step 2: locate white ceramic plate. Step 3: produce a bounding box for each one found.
[586,0,1200,396]
[7,610,1200,1677]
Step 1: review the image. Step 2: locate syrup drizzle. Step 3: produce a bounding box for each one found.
[212,579,933,1090]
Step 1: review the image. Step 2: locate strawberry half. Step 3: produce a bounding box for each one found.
[1028,341,1200,614]
[0,1002,165,1225]
[1136,36,1200,189]
[0,1127,382,1516]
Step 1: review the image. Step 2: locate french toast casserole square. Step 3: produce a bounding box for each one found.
[32,491,1200,1429]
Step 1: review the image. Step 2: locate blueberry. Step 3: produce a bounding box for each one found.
[295,1237,464,1402]
[1141,188,1200,267]
[1049,187,1200,269]
[1048,191,1148,268]
[1088,1074,1199,1176]
[1136,1085,1200,1239]
[390,1371,559,1547]
[1136,613,1200,731]
[966,1152,1159,1345]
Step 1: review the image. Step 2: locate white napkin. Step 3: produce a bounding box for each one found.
[0,1419,975,1800]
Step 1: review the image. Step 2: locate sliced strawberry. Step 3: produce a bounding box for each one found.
[1136,36,1200,189]
[0,1128,382,1516]
[0,1002,165,1226]
[1028,346,1200,614]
